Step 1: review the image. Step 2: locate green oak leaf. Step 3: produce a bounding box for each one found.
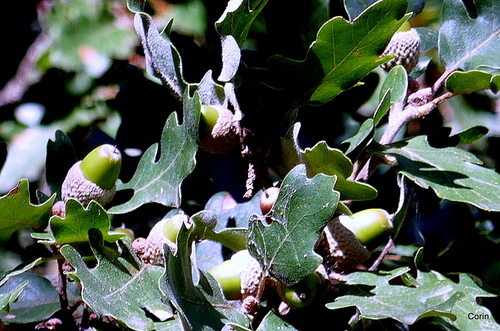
[0,179,55,243]
[326,266,460,324]
[109,91,200,214]
[247,165,339,287]
[378,135,500,211]
[446,70,500,94]
[62,229,175,331]
[327,249,498,329]
[380,65,408,104]
[269,0,410,105]
[439,0,500,73]
[303,141,378,201]
[161,224,249,330]
[31,199,123,245]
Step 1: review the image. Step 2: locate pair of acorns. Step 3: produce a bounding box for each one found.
[208,186,393,310]
[59,104,238,208]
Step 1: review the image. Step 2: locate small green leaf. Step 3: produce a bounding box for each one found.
[269,0,410,105]
[303,142,378,201]
[162,224,249,330]
[32,199,123,245]
[0,179,55,243]
[62,229,174,331]
[446,70,500,94]
[379,135,500,211]
[109,91,200,214]
[248,165,339,287]
[380,65,408,104]
[343,118,375,155]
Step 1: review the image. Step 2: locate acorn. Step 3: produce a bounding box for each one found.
[260,186,280,216]
[198,105,238,154]
[139,213,190,265]
[381,28,421,73]
[277,271,324,309]
[315,217,371,275]
[338,208,393,249]
[61,144,121,207]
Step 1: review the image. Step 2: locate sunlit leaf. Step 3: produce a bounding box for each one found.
[109,91,200,214]
[62,229,174,331]
[439,0,500,72]
[269,0,410,105]
[32,199,123,245]
[161,224,249,330]
[0,180,55,243]
[248,165,339,287]
[379,135,500,211]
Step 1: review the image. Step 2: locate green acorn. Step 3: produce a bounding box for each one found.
[381,28,421,73]
[339,208,393,249]
[199,105,238,154]
[277,271,324,309]
[61,144,121,207]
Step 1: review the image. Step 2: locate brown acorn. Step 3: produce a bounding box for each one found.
[381,28,421,73]
[198,105,238,154]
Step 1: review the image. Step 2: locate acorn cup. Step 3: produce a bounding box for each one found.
[198,105,238,155]
[381,28,421,74]
[61,144,122,208]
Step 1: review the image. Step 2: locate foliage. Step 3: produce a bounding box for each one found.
[1,0,500,330]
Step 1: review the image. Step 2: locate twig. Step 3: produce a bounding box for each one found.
[0,33,52,107]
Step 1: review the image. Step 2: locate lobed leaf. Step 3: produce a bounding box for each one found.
[378,135,500,211]
[62,229,174,331]
[161,224,249,330]
[269,0,410,105]
[133,13,185,100]
[303,142,378,201]
[109,91,200,214]
[327,249,498,329]
[0,179,55,243]
[32,199,123,245]
[247,165,339,287]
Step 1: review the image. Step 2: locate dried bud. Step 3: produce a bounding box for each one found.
[381,28,421,73]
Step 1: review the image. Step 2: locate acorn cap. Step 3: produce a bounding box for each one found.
[381,28,421,73]
[315,217,371,274]
[199,105,238,154]
[61,161,116,207]
[80,144,122,190]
